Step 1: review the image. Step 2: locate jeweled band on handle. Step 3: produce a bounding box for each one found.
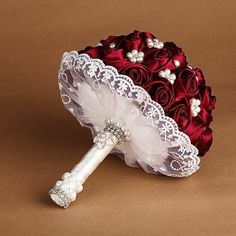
[49,119,131,208]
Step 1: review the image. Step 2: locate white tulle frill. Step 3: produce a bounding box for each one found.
[58,51,200,177]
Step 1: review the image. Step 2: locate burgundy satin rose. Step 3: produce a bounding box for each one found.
[182,68,199,96]
[101,30,155,52]
[144,42,187,72]
[181,85,215,155]
[185,117,213,156]
[145,78,175,111]
[195,68,205,86]
[165,42,187,68]
[174,67,205,99]
[118,63,152,86]
[100,35,126,49]
[199,86,216,112]
[198,86,216,125]
[100,49,152,86]
[119,30,155,51]
[167,99,191,131]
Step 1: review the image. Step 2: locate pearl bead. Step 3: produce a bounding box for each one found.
[126,52,132,58]
[138,51,144,57]
[165,69,171,75]
[159,71,165,77]
[136,57,143,63]
[156,44,162,49]
[174,60,180,67]
[56,181,62,186]
[109,43,116,49]
[76,185,83,193]
[62,172,70,180]
[169,73,176,80]
[147,42,154,48]
[70,192,76,201]
[130,58,136,63]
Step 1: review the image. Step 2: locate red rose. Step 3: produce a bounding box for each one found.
[197,86,216,125]
[195,68,205,86]
[92,47,151,86]
[185,117,213,156]
[167,99,191,131]
[100,30,155,53]
[118,30,155,52]
[174,67,205,100]
[145,78,175,111]
[199,86,216,112]
[100,35,126,49]
[181,68,199,96]
[144,42,187,72]
[118,63,152,86]
[165,42,187,68]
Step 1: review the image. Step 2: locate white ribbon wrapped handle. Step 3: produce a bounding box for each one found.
[49,119,131,208]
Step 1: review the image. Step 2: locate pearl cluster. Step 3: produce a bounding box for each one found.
[126,50,144,63]
[103,118,131,144]
[146,38,164,49]
[159,68,176,84]
[190,98,201,117]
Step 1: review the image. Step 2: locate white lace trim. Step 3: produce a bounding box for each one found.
[58,51,200,177]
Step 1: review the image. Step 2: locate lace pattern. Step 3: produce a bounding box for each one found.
[58,51,200,177]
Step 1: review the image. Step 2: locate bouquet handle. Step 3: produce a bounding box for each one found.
[49,119,130,208]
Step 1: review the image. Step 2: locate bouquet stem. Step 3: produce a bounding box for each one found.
[49,119,130,208]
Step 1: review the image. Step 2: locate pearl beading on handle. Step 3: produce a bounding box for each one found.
[49,119,130,208]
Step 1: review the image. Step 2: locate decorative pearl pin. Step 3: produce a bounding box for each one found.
[190,98,201,117]
[126,49,144,63]
[94,118,131,146]
[146,38,164,49]
[159,69,176,84]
